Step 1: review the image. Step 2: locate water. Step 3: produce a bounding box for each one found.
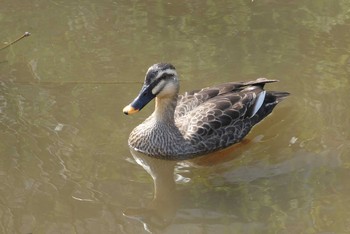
[1,0,350,233]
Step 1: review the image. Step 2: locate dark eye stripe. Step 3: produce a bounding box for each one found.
[144,73,174,97]
[159,73,173,80]
[149,73,171,88]
[145,70,174,85]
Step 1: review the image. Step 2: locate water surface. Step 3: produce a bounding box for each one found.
[1,0,350,233]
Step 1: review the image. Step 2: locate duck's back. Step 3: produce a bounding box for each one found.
[174,78,289,154]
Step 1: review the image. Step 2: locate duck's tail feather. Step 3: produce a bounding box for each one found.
[252,91,290,124]
[267,91,290,104]
[243,78,278,88]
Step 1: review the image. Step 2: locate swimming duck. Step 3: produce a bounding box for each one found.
[123,63,289,160]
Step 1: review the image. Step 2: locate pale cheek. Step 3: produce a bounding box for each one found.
[158,83,177,98]
[152,80,166,95]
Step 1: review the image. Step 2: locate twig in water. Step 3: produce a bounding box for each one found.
[0,32,31,51]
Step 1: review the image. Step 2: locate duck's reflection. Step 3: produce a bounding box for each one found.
[123,142,249,233]
[123,149,178,233]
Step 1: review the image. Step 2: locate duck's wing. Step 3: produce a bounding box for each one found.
[175,78,277,119]
[175,81,245,119]
[175,78,288,150]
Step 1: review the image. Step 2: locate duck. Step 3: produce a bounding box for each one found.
[123,63,289,160]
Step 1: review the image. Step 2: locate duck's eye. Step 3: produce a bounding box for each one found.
[160,73,172,80]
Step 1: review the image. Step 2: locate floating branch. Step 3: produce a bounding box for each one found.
[0,32,31,51]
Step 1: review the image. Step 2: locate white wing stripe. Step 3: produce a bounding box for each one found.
[250,90,266,117]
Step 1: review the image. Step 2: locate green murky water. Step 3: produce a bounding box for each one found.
[1,0,350,233]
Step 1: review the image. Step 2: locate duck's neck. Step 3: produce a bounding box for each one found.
[153,95,178,123]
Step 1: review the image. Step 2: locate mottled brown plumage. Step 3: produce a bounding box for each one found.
[123,63,289,160]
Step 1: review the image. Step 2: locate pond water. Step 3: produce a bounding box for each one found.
[1,0,350,233]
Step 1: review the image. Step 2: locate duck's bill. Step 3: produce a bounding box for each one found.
[123,105,139,115]
[123,84,156,115]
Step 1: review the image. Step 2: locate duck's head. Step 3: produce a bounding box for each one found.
[123,63,179,115]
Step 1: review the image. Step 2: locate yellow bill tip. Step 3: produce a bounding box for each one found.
[123,105,139,115]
